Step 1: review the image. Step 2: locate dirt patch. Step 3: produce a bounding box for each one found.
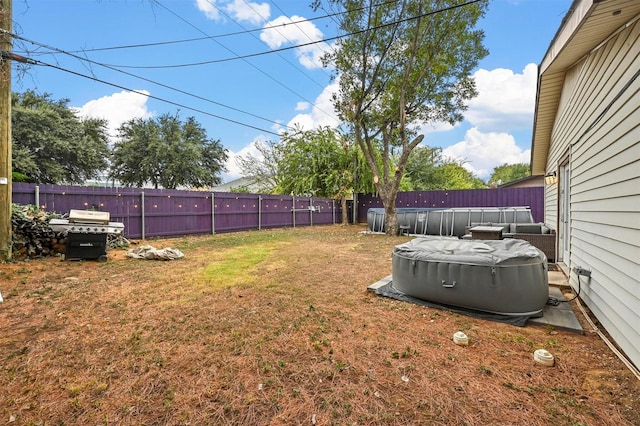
[1,225,638,425]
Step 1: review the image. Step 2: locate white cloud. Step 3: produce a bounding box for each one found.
[286,80,340,130]
[225,0,270,25]
[336,64,534,135]
[260,15,332,69]
[295,101,310,111]
[271,120,285,134]
[196,0,269,24]
[416,120,457,137]
[466,63,538,131]
[224,135,269,181]
[74,90,153,139]
[442,127,530,179]
[195,0,221,21]
[219,60,537,183]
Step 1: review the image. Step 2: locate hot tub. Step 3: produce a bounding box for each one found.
[391,237,548,317]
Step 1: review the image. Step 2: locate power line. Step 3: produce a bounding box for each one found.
[272,0,333,47]
[1,50,282,136]
[151,0,338,124]
[237,0,333,89]
[4,29,293,132]
[6,0,483,136]
[57,12,335,53]
[76,0,483,69]
[5,2,344,133]
[87,36,331,69]
[169,0,328,91]
[54,0,395,55]
[0,50,36,64]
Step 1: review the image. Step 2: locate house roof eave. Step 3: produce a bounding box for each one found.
[530,0,640,174]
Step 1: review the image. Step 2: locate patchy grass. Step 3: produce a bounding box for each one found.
[0,224,638,425]
[199,241,281,288]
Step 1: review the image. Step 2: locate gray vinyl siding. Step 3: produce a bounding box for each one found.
[543,186,557,230]
[546,20,640,367]
[543,63,583,231]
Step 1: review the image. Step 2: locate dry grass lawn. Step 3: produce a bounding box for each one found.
[1,224,638,425]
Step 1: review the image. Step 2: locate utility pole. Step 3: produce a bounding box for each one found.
[0,0,12,261]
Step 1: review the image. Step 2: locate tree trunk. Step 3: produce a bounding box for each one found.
[340,196,348,224]
[378,184,399,236]
[383,202,398,235]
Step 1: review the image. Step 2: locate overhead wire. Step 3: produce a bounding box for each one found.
[237,0,333,88]
[270,0,319,43]
[79,0,483,69]
[5,0,358,135]
[270,0,341,69]
[20,55,283,136]
[151,0,339,125]
[195,0,328,91]
[314,0,347,29]
[5,29,294,133]
[88,36,333,68]
[54,0,398,55]
[7,0,483,136]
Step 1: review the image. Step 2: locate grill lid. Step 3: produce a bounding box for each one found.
[49,218,124,234]
[68,209,110,225]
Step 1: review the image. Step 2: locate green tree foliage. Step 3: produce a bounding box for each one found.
[276,127,362,224]
[488,163,530,186]
[404,145,442,190]
[277,126,354,198]
[317,0,488,234]
[236,127,378,223]
[110,112,228,189]
[237,131,377,197]
[436,162,486,189]
[11,91,110,184]
[405,145,486,190]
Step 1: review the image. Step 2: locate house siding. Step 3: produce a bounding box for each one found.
[546,19,640,367]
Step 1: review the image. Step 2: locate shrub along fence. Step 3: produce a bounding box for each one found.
[12,183,341,240]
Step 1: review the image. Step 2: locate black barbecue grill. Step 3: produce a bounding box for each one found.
[49,210,125,261]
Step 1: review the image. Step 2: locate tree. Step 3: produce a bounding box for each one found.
[238,134,378,192]
[318,0,488,235]
[110,112,228,189]
[488,163,530,186]
[404,145,442,190]
[405,145,485,190]
[435,162,486,189]
[11,90,110,184]
[236,128,378,223]
[276,126,357,223]
[277,127,351,196]
[235,140,283,194]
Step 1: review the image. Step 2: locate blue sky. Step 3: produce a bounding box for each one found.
[9,0,570,183]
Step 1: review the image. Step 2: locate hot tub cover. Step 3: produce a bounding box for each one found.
[390,236,549,319]
[392,237,546,265]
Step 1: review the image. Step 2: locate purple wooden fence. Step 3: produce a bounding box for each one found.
[11,184,543,238]
[12,183,339,239]
[357,187,544,223]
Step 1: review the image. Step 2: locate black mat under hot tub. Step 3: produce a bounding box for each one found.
[372,280,533,327]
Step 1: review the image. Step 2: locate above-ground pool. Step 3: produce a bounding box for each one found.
[391,237,549,317]
[367,206,535,237]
